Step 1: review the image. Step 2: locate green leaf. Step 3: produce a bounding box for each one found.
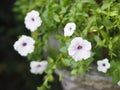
[81,0,94,3]
[78,66,86,75]
[94,36,102,46]
[101,2,110,10]
[65,59,71,66]
[84,57,94,66]
[71,69,78,75]
[53,14,60,22]
[59,73,63,81]
[71,62,79,68]
[47,57,54,64]
[112,69,120,83]
[37,85,46,90]
[109,11,118,16]
[60,46,67,53]
[102,17,113,29]
[48,74,54,82]
[60,7,67,14]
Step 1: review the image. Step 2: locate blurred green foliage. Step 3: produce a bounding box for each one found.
[0,0,43,90]
[0,0,62,90]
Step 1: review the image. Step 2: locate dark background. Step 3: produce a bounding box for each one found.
[0,0,62,90]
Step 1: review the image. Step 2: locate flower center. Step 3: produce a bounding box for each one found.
[69,27,72,31]
[22,42,27,46]
[77,45,82,50]
[37,64,41,67]
[102,63,106,66]
[31,18,35,21]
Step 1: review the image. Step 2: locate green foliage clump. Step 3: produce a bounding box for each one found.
[112,35,120,60]
[14,0,120,89]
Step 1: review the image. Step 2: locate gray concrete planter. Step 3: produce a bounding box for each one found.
[55,68,120,90]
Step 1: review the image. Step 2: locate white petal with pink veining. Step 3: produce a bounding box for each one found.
[24,10,42,32]
[13,35,35,56]
[30,61,48,74]
[68,37,92,61]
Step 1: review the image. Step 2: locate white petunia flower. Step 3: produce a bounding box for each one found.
[24,10,42,32]
[68,37,92,61]
[117,81,120,86]
[30,61,48,74]
[13,35,35,56]
[97,58,111,73]
[64,22,76,36]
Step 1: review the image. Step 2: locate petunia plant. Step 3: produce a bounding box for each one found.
[13,0,120,90]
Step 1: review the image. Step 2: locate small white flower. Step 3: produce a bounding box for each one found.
[24,10,42,32]
[97,58,111,73]
[64,22,76,36]
[30,61,48,74]
[117,81,120,86]
[13,35,35,56]
[68,37,92,61]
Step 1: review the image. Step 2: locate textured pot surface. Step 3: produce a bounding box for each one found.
[55,68,120,90]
